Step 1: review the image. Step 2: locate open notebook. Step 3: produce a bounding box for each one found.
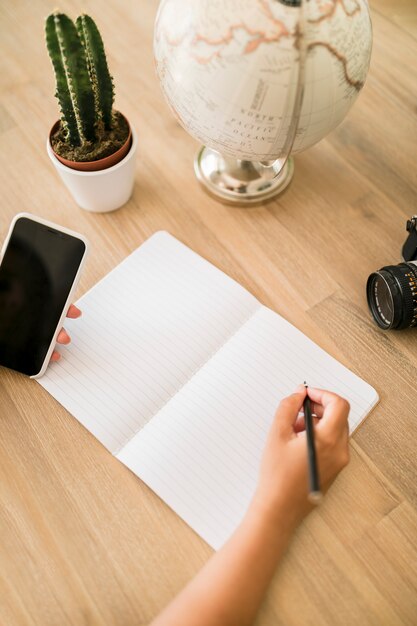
[38,231,378,549]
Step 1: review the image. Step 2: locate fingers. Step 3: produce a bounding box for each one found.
[57,328,71,345]
[307,387,348,411]
[52,327,71,364]
[66,304,82,319]
[307,387,350,436]
[308,402,324,418]
[293,414,320,434]
[298,402,324,417]
[48,305,81,367]
[274,385,307,438]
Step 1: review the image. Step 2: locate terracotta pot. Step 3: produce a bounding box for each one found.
[49,114,132,172]
[47,125,137,213]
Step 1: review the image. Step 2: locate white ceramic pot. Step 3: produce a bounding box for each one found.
[47,127,137,213]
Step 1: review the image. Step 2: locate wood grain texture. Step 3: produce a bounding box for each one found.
[0,1,416,625]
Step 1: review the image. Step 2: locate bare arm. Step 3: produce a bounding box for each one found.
[150,385,350,626]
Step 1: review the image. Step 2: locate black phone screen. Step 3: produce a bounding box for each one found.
[0,217,86,376]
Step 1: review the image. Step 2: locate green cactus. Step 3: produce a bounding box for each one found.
[45,12,96,146]
[76,14,114,131]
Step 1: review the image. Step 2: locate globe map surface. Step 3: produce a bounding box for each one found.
[154,0,372,162]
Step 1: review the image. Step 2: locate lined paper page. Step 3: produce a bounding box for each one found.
[118,306,378,550]
[38,232,259,453]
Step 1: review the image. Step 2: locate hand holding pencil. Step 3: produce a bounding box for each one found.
[251,385,350,531]
[151,387,351,626]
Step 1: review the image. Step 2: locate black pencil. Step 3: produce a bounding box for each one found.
[303,382,322,504]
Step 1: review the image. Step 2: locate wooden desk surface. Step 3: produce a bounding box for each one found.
[1,2,416,625]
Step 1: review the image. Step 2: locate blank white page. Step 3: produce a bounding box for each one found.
[118,306,378,550]
[38,231,259,453]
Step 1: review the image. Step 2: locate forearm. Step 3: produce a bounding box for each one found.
[150,504,296,626]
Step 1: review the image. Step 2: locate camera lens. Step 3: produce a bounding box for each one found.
[366,262,417,329]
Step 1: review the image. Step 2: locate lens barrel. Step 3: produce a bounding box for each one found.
[366,262,417,329]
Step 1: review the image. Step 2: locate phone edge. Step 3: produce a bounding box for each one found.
[0,212,89,379]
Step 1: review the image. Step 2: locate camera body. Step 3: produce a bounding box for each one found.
[366,216,417,330]
[402,216,417,263]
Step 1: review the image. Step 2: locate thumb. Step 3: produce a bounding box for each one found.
[274,385,307,439]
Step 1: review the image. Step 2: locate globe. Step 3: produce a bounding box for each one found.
[154,0,372,203]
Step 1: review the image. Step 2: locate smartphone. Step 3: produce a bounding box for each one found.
[0,213,88,378]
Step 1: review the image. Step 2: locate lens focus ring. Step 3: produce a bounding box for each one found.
[396,264,417,328]
[366,262,417,330]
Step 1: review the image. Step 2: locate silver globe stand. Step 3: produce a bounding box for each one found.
[192,1,307,206]
[194,147,294,204]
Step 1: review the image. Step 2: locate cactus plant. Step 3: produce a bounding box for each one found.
[45,13,97,146]
[76,14,114,131]
[45,11,128,163]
